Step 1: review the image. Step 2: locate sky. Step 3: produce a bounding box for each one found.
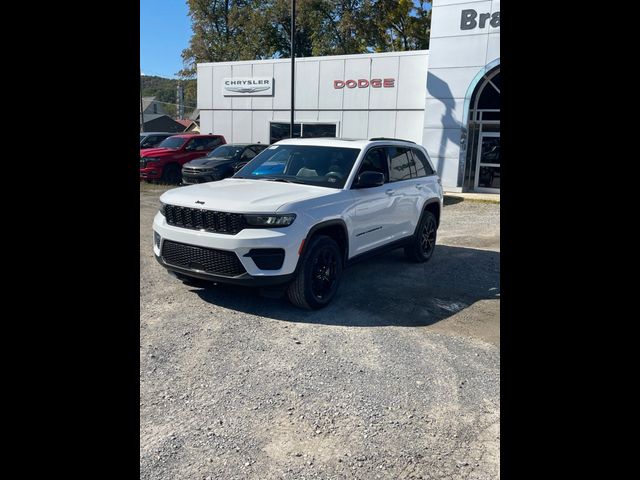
[140,0,192,79]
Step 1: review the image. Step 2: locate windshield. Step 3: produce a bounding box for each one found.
[157,137,185,149]
[207,145,243,159]
[234,145,360,189]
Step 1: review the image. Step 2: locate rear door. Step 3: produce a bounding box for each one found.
[386,146,418,240]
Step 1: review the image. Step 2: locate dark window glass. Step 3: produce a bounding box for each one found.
[480,137,500,164]
[207,145,242,158]
[356,148,388,183]
[249,145,267,155]
[241,148,257,160]
[387,147,412,182]
[235,145,360,189]
[270,123,301,143]
[157,137,187,149]
[411,148,435,177]
[302,124,336,138]
[202,137,223,149]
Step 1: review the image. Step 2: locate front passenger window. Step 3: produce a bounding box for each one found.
[356,148,389,183]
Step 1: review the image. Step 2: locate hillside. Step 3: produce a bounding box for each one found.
[141,76,197,118]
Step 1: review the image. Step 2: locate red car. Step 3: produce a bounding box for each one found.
[140,134,226,183]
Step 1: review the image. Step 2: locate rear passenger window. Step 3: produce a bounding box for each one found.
[204,137,223,149]
[387,147,412,182]
[411,148,435,177]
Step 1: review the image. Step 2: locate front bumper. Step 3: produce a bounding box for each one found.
[154,253,295,286]
[140,166,162,180]
[181,171,219,184]
[152,212,304,284]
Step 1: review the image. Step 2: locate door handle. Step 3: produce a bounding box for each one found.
[385,189,395,195]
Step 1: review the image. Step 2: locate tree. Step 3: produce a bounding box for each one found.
[178,0,432,78]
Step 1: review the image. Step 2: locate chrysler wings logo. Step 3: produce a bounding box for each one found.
[195,200,205,205]
[223,77,273,96]
[224,84,271,94]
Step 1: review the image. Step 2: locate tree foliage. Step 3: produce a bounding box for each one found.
[178,0,432,78]
[141,76,197,118]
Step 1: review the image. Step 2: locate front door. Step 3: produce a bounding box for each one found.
[474,133,500,192]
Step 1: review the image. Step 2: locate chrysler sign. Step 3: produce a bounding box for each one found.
[223,77,273,96]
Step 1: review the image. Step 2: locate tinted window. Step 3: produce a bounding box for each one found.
[235,145,360,189]
[270,123,301,143]
[356,148,389,183]
[241,148,257,160]
[387,147,412,182]
[410,148,435,177]
[207,145,242,158]
[302,124,336,138]
[157,137,187,149]
[249,145,267,155]
[206,136,224,149]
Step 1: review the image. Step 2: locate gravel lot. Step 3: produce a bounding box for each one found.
[140,185,500,479]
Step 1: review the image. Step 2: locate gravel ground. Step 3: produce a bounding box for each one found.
[140,185,500,479]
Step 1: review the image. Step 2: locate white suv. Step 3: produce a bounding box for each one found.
[153,138,443,309]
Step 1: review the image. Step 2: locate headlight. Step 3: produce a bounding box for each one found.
[243,214,296,227]
[159,202,166,216]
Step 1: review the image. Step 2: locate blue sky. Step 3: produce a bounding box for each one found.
[140,0,191,78]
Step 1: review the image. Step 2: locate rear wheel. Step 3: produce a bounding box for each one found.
[287,235,343,310]
[161,164,181,184]
[404,210,437,263]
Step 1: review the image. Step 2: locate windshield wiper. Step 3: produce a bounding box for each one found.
[259,177,305,184]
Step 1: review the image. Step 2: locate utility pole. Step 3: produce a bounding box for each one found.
[177,83,184,120]
[290,0,296,138]
[140,68,145,132]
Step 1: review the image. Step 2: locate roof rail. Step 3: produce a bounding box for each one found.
[368,137,416,143]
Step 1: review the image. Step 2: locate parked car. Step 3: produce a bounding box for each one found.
[140,132,176,150]
[153,138,443,309]
[181,143,269,185]
[140,134,226,183]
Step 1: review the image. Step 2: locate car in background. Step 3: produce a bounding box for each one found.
[140,134,226,183]
[140,132,176,150]
[181,143,269,185]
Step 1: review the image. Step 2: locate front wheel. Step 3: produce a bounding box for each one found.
[287,235,343,310]
[404,210,437,263]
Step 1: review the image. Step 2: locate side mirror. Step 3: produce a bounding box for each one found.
[355,171,385,188]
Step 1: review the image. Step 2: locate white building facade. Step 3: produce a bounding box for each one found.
[197,0,500,192]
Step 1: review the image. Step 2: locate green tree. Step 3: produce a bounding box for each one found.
[178,1,431,78]
[362,0,431,52]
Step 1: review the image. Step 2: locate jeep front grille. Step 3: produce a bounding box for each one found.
[163,204,244,234]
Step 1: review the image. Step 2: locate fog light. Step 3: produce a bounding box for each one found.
[154,231,161,248]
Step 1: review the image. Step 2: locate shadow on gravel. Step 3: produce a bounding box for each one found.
[443,195,464,206]
[186,245,499,328]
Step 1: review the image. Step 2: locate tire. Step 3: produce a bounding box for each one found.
[161,164,181,184]
[404,210,438,263]
[287,235,343,310]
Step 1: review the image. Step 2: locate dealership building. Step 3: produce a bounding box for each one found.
[197,0,500,192]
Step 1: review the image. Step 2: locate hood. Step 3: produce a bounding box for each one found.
[185,157,232,167]
[160,178,336,213]
[140,147,179,157]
